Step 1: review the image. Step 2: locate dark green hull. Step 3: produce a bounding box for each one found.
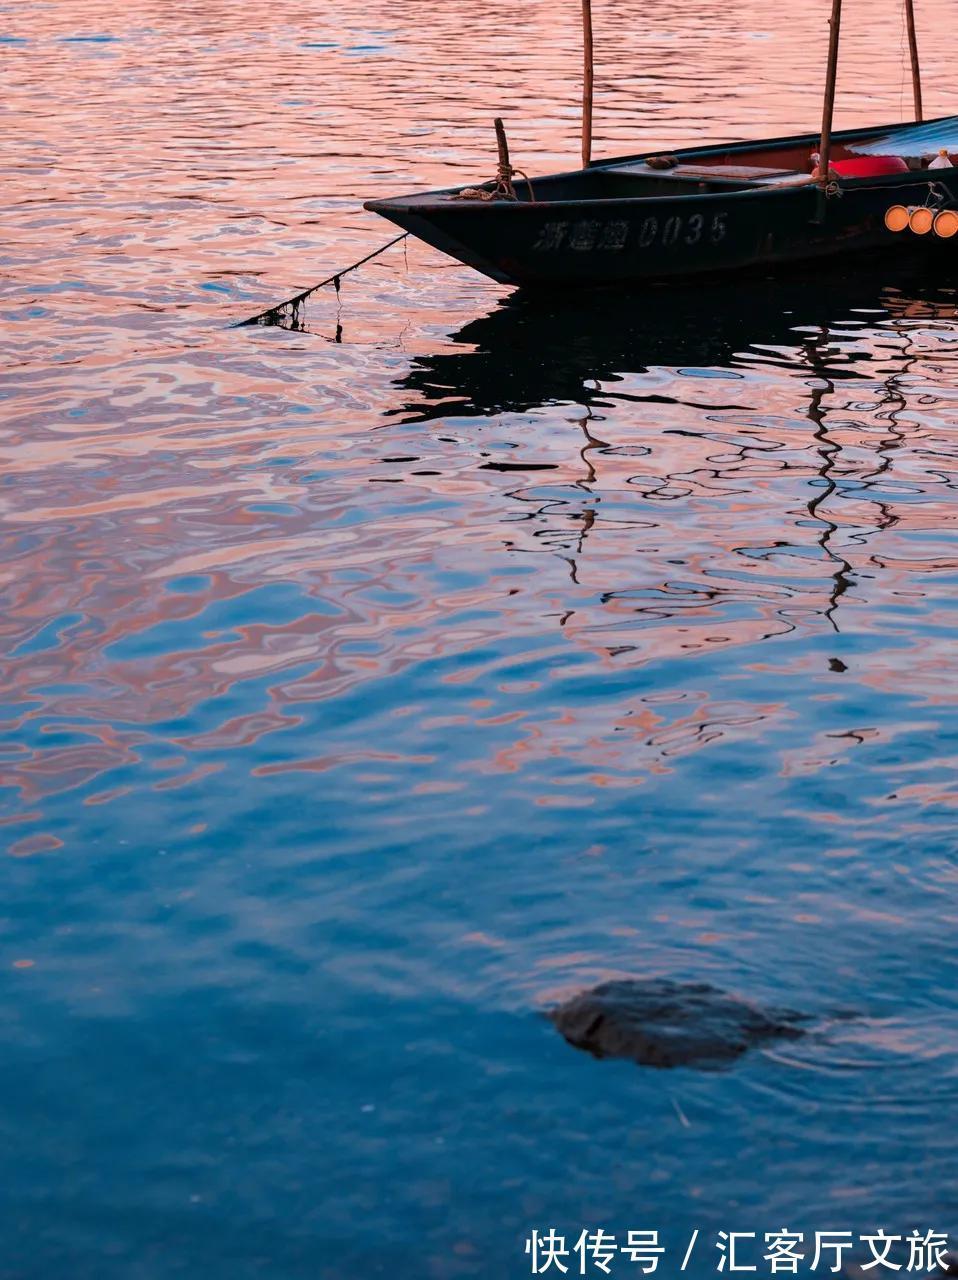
[365,118,958,288]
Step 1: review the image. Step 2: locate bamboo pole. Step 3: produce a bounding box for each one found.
[493,116,517,198]
[581,0,594,167]
[494,117,511,175]
[817,0,843,185]
[904,0,923,122]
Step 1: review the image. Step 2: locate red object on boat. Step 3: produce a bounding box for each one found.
[832,155,909,177]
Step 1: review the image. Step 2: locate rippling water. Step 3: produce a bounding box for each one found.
[3,1,958,1276]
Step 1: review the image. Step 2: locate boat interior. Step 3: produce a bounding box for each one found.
[368,117,958,210]
[486,130,956,203]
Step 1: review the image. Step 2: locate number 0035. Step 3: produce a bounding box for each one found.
[639,212,727,247]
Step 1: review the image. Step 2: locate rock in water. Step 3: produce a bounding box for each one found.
[549,978,807,1069]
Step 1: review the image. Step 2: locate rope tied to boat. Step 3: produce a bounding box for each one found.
[454,117,536,203]
[232,231,409,328]
[923,180,950,209]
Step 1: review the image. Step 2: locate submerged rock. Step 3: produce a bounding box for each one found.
[549,978,807,1070]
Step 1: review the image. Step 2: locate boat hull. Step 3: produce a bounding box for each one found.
[370,177,958,287]
[364,120,958,288]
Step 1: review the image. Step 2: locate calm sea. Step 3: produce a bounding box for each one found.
[2,1,958,1276]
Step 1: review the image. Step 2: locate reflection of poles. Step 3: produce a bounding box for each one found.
[865,312,925,532]
[581,0,594,168]
[801,312,925,631]
[562,406,605,588]
[904,0,924,123]
[802,332,853,632]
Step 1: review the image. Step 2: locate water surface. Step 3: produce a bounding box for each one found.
[3,2,958,1277]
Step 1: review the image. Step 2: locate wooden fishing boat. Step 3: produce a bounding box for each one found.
[364,0,958,290]
[365,117,958,287]
[237,1,956,326]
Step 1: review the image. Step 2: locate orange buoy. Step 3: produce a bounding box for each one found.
[933,209,958,239]
[909,206,935,235]
[884,204,912,232]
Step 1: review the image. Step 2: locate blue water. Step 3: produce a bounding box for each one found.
[3,1,958,1276]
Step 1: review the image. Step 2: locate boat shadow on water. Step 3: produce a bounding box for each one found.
[391,254,958,423]
[385,256,958,639]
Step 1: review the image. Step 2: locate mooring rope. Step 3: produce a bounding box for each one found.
[454,117,536,204]
[454,166,535,203]
[232,230,409,328]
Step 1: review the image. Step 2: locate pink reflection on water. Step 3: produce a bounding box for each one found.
[2,0,958,849]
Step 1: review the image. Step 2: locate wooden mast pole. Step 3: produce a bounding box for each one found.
[581,0,594,167]
[904,0,923,122]
[817,0,843,184]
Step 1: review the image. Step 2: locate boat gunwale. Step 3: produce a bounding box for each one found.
[364,113,957,215]
[593,110,958,169]
[367,169,940,214]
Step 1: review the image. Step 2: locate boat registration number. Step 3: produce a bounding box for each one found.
[532,213,728,253]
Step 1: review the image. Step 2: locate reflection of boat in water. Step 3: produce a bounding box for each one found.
[392,262,957,423]
[388,263,957,644]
